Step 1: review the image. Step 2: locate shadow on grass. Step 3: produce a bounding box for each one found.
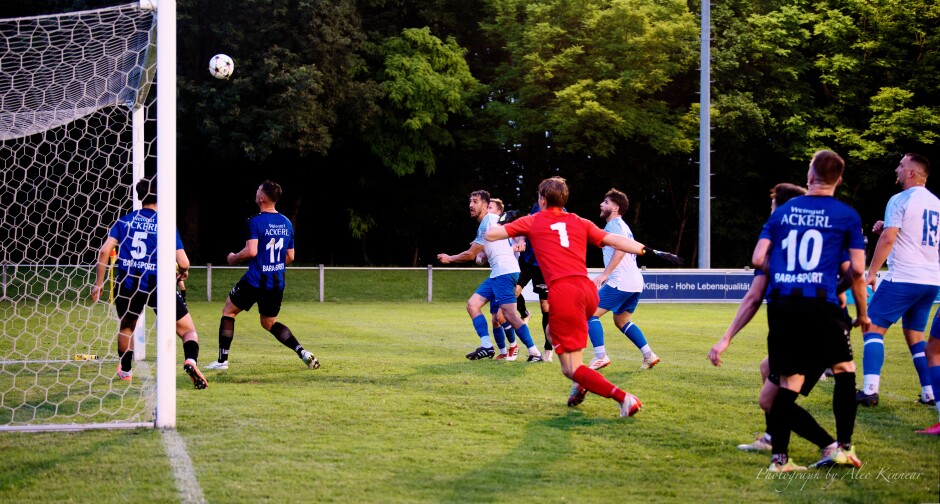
[0,430,148,492]
[436,410,636,503]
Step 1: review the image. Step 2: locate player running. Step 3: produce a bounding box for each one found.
[486,177,681,416]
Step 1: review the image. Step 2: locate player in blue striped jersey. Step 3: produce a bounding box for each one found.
[752,150,870,472]
[90,175,207,389]
[206,181,319,371]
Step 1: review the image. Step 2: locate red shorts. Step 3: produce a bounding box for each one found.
[547,276,599,355]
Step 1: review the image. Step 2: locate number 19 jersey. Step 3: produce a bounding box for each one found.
[244,212,294,291]
[882,186,940,285]
[759,195,865,305]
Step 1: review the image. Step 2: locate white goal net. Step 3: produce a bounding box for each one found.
[0,3,159,431]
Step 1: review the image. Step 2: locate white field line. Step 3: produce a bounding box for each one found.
[161,428,207,504]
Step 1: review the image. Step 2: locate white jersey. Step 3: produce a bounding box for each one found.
[883,186,940,285]
[602,216,643,292]
[475,213,520,278]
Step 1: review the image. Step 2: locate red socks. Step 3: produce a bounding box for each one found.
[572,365,626,403]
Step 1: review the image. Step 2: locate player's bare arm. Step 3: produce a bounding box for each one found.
[176,249,191,281]
[849,247,871,332]
[285,248,295,265]
[437,242,484,264]
[751,238,772,272]
[600,233,645,255]
[90,236,119,302]
[227,238,259,265]
[484,223,509,241]
[708,274,769,366]
[594,249,626,288]
[865,226,899,290]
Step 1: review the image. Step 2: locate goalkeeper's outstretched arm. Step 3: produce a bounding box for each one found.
[602,234,685,266]
[600,234,644,255]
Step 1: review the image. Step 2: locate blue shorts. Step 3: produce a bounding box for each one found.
[476,273,519,309]
[597,285,641,315]
[868,280,940,331]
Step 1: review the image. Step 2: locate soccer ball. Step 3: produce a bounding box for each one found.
[208,54,234,80]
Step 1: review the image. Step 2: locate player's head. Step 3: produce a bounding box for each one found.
[256,180,282,206]
[469,190,490,219]
[135,175,157,205]
[808,149,844,186]
[899,153,930,186]
[769,183,807,211]
[488,198,504,215]
[601,188,629,219]
[538,177,568,208]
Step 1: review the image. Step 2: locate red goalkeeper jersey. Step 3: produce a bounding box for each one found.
[503,207,607,286]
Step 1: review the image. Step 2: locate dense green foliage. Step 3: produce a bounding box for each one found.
[3,0,938,267]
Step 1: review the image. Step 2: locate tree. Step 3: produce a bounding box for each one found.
[364,27,481,176]
[706,0,940,265]
[481,0,698,157]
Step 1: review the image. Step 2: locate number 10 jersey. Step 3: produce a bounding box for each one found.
[759,195,865,305]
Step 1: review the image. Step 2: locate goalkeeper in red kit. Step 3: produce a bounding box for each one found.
[485,176,682,417]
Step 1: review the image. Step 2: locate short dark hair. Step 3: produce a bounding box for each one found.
[538,177,568,207]
[470,190,491,204]
[261,180,282,204]
[770,183,806,207]
[905,153,931,177]
[136,175,157,205]
[605,188,629,214]
[490,197,504,213]
[810,150,845,185]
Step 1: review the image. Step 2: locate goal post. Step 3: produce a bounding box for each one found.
[155,0,177,430]
[0,0,178,431]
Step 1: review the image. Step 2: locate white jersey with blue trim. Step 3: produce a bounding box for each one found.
[883,186,940,285]
[603,216,643,292]
[475,213,520,278]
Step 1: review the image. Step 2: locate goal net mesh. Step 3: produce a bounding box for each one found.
[0,3,158,431]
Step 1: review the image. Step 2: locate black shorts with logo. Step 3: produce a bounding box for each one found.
[517,260,548,299]
[228,276,284,317]
[767,296,853,382]
[115,280,188,322]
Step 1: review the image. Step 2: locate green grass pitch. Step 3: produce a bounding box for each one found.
[1,301,938,503]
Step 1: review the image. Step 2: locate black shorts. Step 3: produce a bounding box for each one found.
[517,260,548,299]
[228,276,283,317]
[768,367,825,396]
[767,297,853,381]
[115,281,188,322]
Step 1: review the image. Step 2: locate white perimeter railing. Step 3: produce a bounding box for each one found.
[0,263,888,304]
[0,263,498,303]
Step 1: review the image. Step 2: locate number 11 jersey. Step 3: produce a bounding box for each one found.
[244,212,294,291]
